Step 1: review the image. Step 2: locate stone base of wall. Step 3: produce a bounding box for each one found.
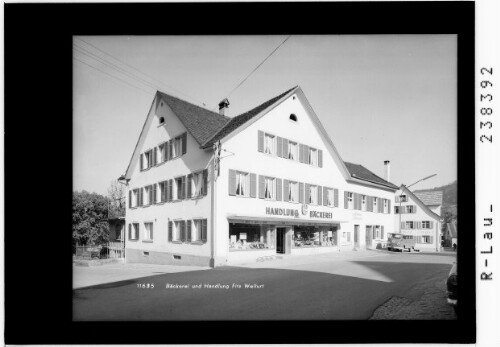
[126,248,212,267]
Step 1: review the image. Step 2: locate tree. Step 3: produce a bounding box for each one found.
[72,190,110,249]
[107,180,126,219]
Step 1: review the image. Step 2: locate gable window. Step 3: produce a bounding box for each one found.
[144,222,153,241]
[288,181,299,203]
[361,195,367,211]
[308,147,318,166]
[289,114,298,122]
[347,192,354,209]
[373,198,378,213]
[264,177,276,200]
[264,133,276,155]
[288,141,298,161]
[159,117,165,125]
[236,172,250,197]
[397,195,408,203]
[128,223,139,240]
[327,188,334,207]
[141,149,154,170]
[422,221,431,229]
[170,133,186,159]
[406,205,416,213]
[159,142,168,163]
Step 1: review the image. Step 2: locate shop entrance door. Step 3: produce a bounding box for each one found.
[354,225,360,249]
[276,227,285,254]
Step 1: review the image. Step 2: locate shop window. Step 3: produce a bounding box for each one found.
[288,181,299,203]
[347,192,354,209]
[308,147,318,166]
[229,224,269,251]
[144,222,153,241]
[128,223,139,240]
[264,177,276,200]
[294,226,336,248]
[361,195,367,211]
[288,141,298,161]
[236,172,250,197]
[264,133,276,155]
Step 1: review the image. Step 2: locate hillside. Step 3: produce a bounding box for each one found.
[414,180,457,223]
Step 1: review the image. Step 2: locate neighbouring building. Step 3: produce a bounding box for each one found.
[445,221,458,248]
[393,187,443,252]
[121,86,399,267]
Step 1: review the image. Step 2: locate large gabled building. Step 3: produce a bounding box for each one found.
[122,86,398,267]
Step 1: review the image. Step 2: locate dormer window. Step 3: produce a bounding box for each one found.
[159,117,165,125]
[289,114,298,122]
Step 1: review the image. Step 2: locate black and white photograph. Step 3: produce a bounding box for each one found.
[72,35,459,321]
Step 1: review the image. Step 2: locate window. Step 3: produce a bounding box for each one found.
[288,181,299,203]
[308,147,318,166]
[159,117,165,124]
[129,223,139,240]
[406,205,416,213]
[159,142,168,163]
[361,195,367,211]
[383,199,388,213]
[175,177,184,200]
[132,189,139,207]
[405,221,415,229]
[375,226,381,239]
[422,221,431,229]
[172,221,182,241]
[394,206,401,214]
[373,198,378,212]
[289,114,298,122]
[348,192,354,209]
[397,195,408,202]
[192,171,205,197]
[288,141,298,160]
[264,177,276,200]
[264,133,276,155]
[346,232,351,242]
[170,133,186,159]
[144,222,153,241]
[236,172,250,197]
[403,235,414,240]
[420,236,432,244]
[144,185,153,205]
[144,149,153,169]
[191,220,203,242]
[159,181,167,202]
[327,188,334,207]
[309,185,318,205]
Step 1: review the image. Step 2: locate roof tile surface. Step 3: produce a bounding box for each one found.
[344,162,398,189]
[413,191,443,206]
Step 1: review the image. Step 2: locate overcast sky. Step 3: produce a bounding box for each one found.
[73,35,457,195]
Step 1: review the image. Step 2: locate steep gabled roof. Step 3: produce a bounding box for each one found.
[400,185,441,221]
[413,190,443,206]
[158,91,230,146]
[202,86,298,148]
[344,162,399,189]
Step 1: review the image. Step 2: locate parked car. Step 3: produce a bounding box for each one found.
[446,262,458,312]
[387,233,418,252]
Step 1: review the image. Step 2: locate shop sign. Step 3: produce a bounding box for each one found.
[301,204,308,215]
[265,207,300,218]
[309,211,333,219]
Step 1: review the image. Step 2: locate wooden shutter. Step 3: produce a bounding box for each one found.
[203,169,208,196]
[304,145,310,164]
[258,175,265,199]
[413,205,417,213]
[283,138,288,158]
[353,193,358,210]
[140,154,144,171]
[165,141,170,161]
[388,200,391,214]
[169,139,174,158]
[153,184,157,204]
[318,149,323,168]
[180,221,186,242]
[277,137,283,157]
[181,176,186,199]
[429,236,433,244]
[182,132,187,155]
[168,221,172,241]
[153,148,157,165]
[381,226,384,239]
[228,169,236,196]
[138,188,142,206]
[187,174,192,198]
[128,224,131,240]
[299,144,304,163]
[323,186,328,206]
[168,179,173,201]
[249,173,256,198]
[305,183,310,204]
[187,221,192,242]
[299,182,304,203]
[317,185,322,205]
[344,191,348,209]
[258,130,264,152]
[334,189,339,207]
[276,178,282,201]
[129,190,132,208]
[283,180,289,202]
[202,219,207,243]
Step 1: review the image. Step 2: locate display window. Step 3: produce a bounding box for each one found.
[229,224,274,251]
[292,226,338,248]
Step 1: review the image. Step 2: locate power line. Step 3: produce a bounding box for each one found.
[73,57,155,96]
[213,35,292,111]
[75,37,208,107]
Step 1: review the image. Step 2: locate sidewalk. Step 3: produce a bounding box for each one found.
[73,262,210,289]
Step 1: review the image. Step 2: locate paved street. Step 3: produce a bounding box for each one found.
[73,250,457,320]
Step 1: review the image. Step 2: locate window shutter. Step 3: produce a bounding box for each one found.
[277,137,283,157]
[381,226,385,239]
[401,222,405,230]
[373,228,376,239]
[259,175,265,199]
[275,178,282,201]
[181,221,186,242]
[318,150,323,168]
[168,221,172,241]
[283,180,289,202]
[305,183,310,204]
[283,138,289,158]
[304,145,310,164]
[299,144,304,163]
[202,219,207,243]
[140,154,144,171]
[388,200,391,214]
[299,182,304,203]
[181,176,186,199]
[413,205,417,213]
[202,169,208,196]
[344,191,348,209]
[153,184,157,204]
[228,169,236,196]
[128,224,131,240]
[169,139,174,158]
[187,174,192,198]
[317,185,322,205]
[323,186,328,206]
[181,132,187,155]
[168,179,173,201]
[187,221,192,242]
[249,173,256,198]
[129,190,132,208]
[258,130,264,152]
[138,188,142,206]
[165,141,170,161]
[153,148,157,165]
[334,189,339,207]
[353,193,358,210]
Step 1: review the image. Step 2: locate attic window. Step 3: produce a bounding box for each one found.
[159,117,165,125]
[289,114,298,122]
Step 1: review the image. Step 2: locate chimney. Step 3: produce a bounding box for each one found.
[218,98,230,116]
[384,160,391,182]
